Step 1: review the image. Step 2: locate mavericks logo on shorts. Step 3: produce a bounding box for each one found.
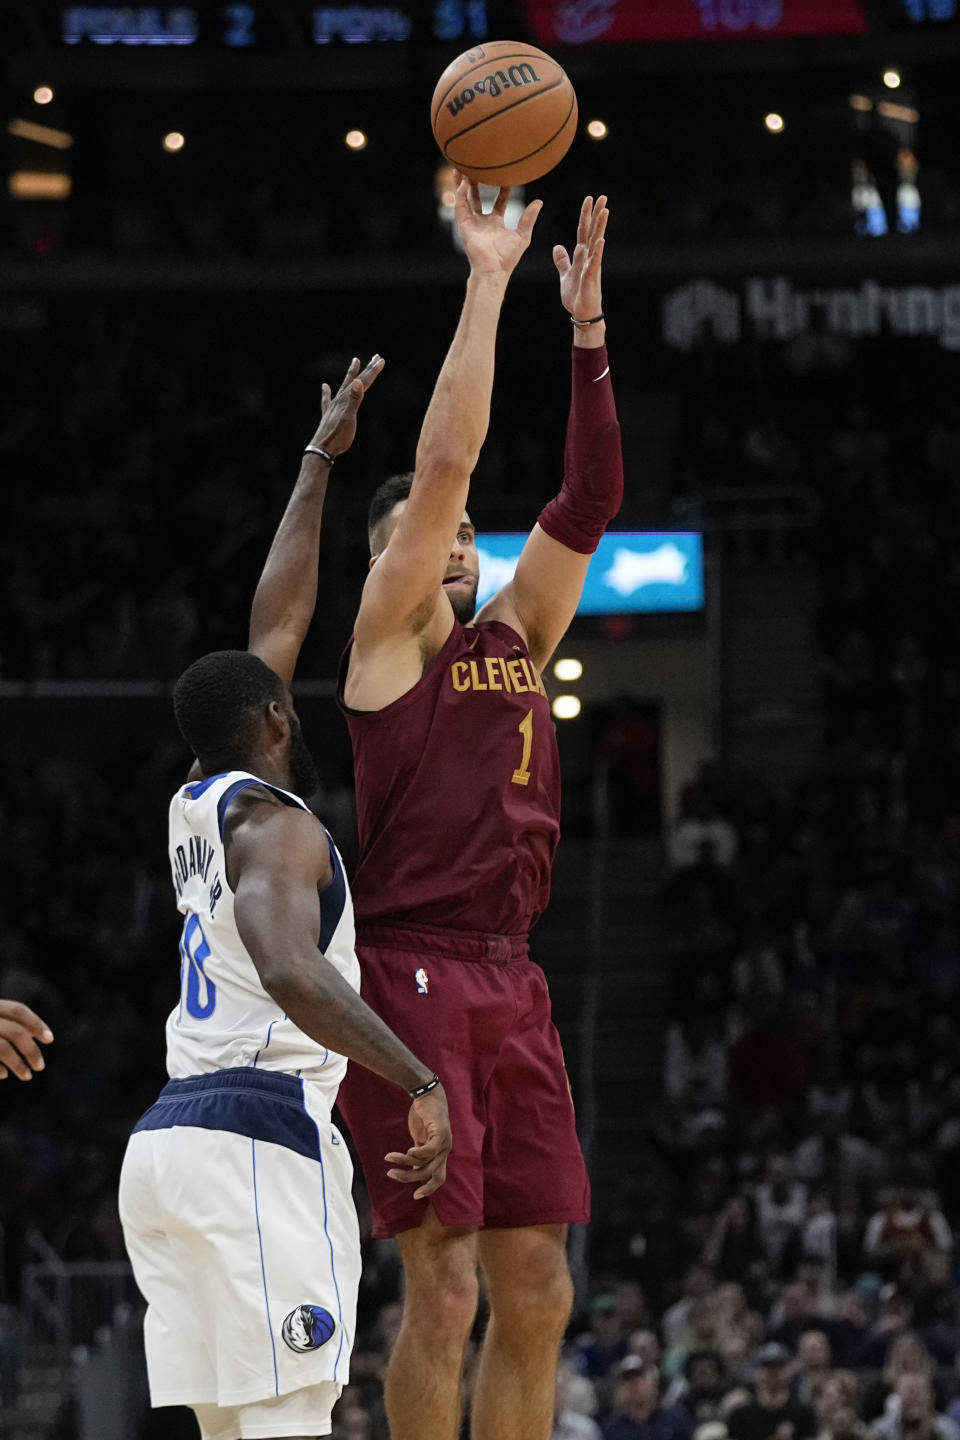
[281,1304,336,1353]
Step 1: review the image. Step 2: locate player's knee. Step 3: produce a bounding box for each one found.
[488,1254,573,1339]
[404,1263,479,1341]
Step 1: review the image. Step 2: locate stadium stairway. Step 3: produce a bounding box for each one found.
[532,835,669,1194]
[722,561,821,784]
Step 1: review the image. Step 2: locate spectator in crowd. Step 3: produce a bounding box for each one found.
[602,1358,694,1440]
[754,1153,809,1275]
[869,1376,959,1440]
[667,785,739,873]
[795,1330,834,1406]
[726,1344,819,1440]
[554,1360,604,1440]
[863,1172,953,1278]
[576,1295,632,1380]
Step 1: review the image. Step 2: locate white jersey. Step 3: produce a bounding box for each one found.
[165,770,359,1093]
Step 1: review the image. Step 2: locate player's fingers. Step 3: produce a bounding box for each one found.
[385,1151,418,1167]
[516,198,543,243]
[0,1001,53,1040]
[492,185,511,216]
[552,244,571,275]
[0,1036,36,1081]
[585,236,605,269]
[0,1024,46,1070]
[0,1064,7,1080]
[577,195,592,244]
[359,354,385,390]
[320,382,332,414]
[468,179,483,214]
[591,207,609,245]
[413,1166,448,1200]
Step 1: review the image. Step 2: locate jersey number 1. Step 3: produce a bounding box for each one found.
[180,912,217,1020]
[511,709,534,787]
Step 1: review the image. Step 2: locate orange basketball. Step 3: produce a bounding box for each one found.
[430,40,577,188]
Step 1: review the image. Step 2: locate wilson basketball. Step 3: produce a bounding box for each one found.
[431,41,577,188]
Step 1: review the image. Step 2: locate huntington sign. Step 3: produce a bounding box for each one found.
[662,276,960,352]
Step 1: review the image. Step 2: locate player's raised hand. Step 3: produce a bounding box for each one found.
[454,171,542,278]
[0,1000,53,1081]
[385,1084,453,1201]
[305,353,385,461]
[553,194,609,323]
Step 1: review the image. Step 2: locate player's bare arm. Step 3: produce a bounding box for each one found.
[345,173,542,713]
[227,791,451,1199]
[247,353,385,688]
[480,194,624,672]
[0,999,53,1081]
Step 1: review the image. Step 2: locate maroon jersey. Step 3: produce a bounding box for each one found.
[339,618,560,936]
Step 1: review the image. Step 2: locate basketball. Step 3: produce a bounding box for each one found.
[430,41,578,188]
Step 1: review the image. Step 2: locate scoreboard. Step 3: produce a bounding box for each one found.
[0,0,956,50]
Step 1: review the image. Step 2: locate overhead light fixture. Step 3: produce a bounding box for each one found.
[764,113,785,134]
[6,118,73,150]
[553,658,583,682]
[586,119,608,140]
[883,69,902,89]
[345,129,367,150]
[33,86,55,105]
[552,695,581,720]
[162,131,185,152]
[8,170,72,199]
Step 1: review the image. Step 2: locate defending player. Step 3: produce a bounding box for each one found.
[119,364,451,1440]
[249,176,623,1440]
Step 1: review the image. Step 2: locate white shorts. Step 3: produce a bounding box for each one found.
[118,1068,360,1419]
[192,1384,342,1440]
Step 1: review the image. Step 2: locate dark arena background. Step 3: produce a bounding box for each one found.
[4,1,960,1436]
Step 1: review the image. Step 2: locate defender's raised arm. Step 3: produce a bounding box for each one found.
[247,353,384,687]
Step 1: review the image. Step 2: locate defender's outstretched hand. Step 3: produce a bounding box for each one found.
[454,172,542,278]
[553,194,609,323]
[385,1084,453,1201]
[305,353,385,461]
[0,1000,53,1081]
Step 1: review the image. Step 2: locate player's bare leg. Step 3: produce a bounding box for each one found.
[472,1225,573,1440]
[388,1211,480,1440]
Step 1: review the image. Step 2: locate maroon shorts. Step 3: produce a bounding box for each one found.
[337,923,591,1238]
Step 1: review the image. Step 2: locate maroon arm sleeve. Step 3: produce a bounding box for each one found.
[537,343,624,555]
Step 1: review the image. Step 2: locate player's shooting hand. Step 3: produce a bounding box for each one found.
[454,172,542,278]
[305,353,385,461]
[0,1000,53,1081]
[553,194,609,322]
[385,1083,452,1201]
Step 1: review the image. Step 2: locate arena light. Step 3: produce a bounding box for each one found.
[553,658,583,682]
[883,69,902,89]
[849,93,873,112]
[552,695,581,720]
[8,170,71,199]
[764,112,785,133]
[345,129,367,150]
[586,119,608,140]
[6,118,73,150]
[162,131,185,152]
[877,101,919,123]
[33,86,55,105]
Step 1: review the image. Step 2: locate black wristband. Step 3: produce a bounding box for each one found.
[304,444,335,465]
[571,312,605,328]
[409,1074,441,1099]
